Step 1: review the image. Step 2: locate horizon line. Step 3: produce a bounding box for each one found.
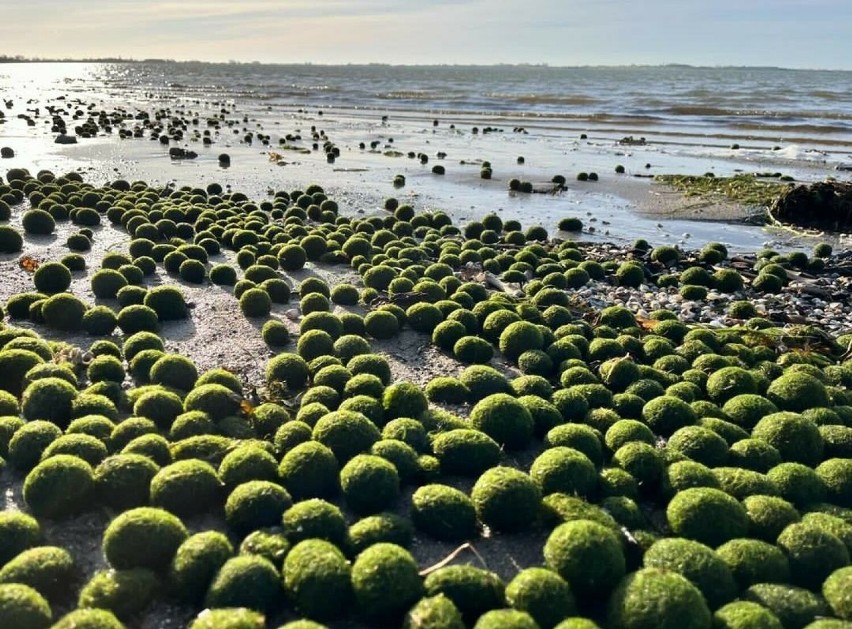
[0,55,849,73]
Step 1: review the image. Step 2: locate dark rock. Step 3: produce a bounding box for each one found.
[54,134,77,145]
[770,181,852,232]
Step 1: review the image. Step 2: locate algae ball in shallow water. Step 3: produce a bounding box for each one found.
[312,410,381,462]
[21,377,77,427]
[41,293,86,332]
[94,453,159,511]
[278,440,339,500]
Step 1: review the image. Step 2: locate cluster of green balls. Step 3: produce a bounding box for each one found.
[0,168,850,628]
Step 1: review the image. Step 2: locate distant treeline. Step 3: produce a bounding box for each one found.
[0,55,165,63]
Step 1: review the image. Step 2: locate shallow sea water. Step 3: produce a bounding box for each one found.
[1,62,851,252]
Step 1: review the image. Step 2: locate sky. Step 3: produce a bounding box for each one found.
[2,0,851,69]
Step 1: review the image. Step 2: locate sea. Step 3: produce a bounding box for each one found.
[1,62,851,250]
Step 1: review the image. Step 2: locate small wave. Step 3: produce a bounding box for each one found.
[379,90,446,101]
[485,93,601,106]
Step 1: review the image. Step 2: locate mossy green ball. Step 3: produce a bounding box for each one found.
[282,539,352,620]
[351,543,422,620]
[666,487,748,546]
[607,567,711,629]
[23,454,94,519]
[471,466,541,533]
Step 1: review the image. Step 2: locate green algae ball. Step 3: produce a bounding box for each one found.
[52,609,124,629]
[752,412,823,466]
[365,310,400,339]
[432,429,502,476]
[150,459,222,516]
[383,381,428,419]
[348,512,414,555]
[505,567,575,628]
[77,567,158,621]
[278,441,339,500]
[94,453,159,510]
[499,321,544,361]
[544,519,626,597]
[666,487,748,547]
[189,608,265,629]
[150,353,198,391]
[817,457,852,507]
[667,425,729,467]
[0,583,52,629]
[0,545,74,602]
[706,366,758,403]
[643,537,737,608]
[205,555,281,613]
[823,565,852,620]
[716,538,791,590]
[23,454,94,518]
[712,601,783,629]
[744,583,829,629]
[423,565,506,623]
[282,498,347,546]
[169,531,234,604]
[282,539,352,620]
[340,454,400,515]
[313,409,381,461]
[239,288,272,318]
[404,594,464,629]
[103,507,188,572]
[0,512,41,565]
[411,484,477,541]
[777,522,849,589]
[474,609,538,628]
[530,447,597,497]
[607,567,711,629]
[642,395,697,436]
[225,480,292,536]
[32,262,71,295]
[8,420,62,470]
[143,285,188,320]
[469,393,534,450]
[766,371,830,412]
[21,377,77,427]
[472,466,541,532]
[266,352,310,390]
[116,304,159,334]
[352,543,422,621]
